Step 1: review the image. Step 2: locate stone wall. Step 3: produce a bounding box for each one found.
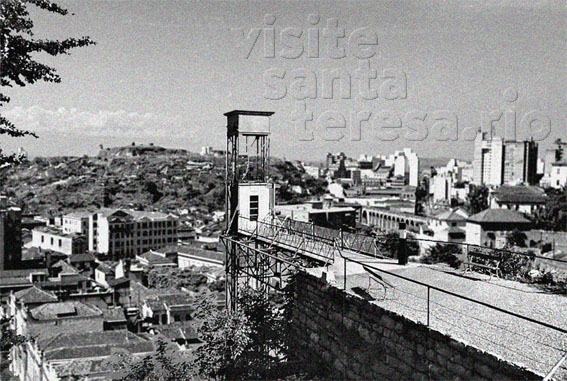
[289,271,541,380]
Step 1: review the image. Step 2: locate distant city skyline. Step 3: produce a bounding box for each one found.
[2,0,565,161]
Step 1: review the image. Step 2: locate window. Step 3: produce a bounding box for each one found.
[250,195,259,221]
[41,235,44,243]
[50,237,54,245]
[58,239,62,247]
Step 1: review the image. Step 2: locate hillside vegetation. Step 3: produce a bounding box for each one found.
[0,152,327,216]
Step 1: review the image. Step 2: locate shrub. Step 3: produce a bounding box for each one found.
[422,243,462,268]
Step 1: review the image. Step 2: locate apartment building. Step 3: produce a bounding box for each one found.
[89,208,178,257]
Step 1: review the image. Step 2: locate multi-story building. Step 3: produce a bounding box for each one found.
[548,160,567,189]
[473,132,538,186]
[89,208,179,257]
[0,196,22,270]
[31,227,86,256]
[62,211,90,236]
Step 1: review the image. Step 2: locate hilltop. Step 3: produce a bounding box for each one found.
[0,149,327,216]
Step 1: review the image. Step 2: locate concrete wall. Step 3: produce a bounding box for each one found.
[289,271,540,380]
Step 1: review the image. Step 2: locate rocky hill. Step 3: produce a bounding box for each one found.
[0,152,327,216]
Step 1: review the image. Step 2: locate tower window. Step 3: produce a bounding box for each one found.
[250,195,259,221]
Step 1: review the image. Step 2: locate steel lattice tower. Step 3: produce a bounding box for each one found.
[224,110,274,310]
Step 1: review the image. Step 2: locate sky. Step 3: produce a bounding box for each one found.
[1,0,566,161]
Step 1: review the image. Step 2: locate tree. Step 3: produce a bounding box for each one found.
[533,187,567,232]
[1,0,95,164]
[377,231,420,258]
[109,340,194,381]
[0,317,27,373]
[422,243,462,268]
[466,185,489,214]
[193,288,288,380]
[506,230,528,248]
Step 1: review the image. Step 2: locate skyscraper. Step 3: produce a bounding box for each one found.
[473,132,538,186]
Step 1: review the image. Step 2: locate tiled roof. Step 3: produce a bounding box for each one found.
[107,277,130,288]
[13,286,57,305]
[467,209,531,224]
[52,259,80,274]
[68,253,96,263]
[101,307,127,322]
[159,244,224,263]
[433,209,468,222]
[39,331,154,361]
[137,251,175,265]
[493,186,547,204]
[30,301,102,321]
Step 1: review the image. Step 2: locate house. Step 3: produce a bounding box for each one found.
[67,252,96,275]
[94,261,126,288]
[141,293,194,325]
[465,209,533,248]
[11,330,154,381]
[101,307,128,330]
[62,211,91,237]
[427,209,469,243]
[136,250,177,268]
[489,185,547,214]
[11,286,58,309]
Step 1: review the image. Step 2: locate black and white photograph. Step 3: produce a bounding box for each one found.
[1,0,566,380]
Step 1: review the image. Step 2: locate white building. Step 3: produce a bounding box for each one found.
[383,148,420,187]
[426,209,469,243]
[31,227,86,255]
[547,160,567,189]
[62,211,91,244]
[465,209,532,248]
[473,133,504,186]
[89,208,179,257]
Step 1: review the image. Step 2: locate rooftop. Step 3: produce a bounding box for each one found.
[98,208,177,221]
[137,251,176,265]
[38,330,154,361]
[157,244,224,263]
[13,286,57,305]
[30,301,102,321]
[63,211,92,219]
[68,252,96,263]
[32,226,83,239]
[467,208,532,224]
[493,186,548,204]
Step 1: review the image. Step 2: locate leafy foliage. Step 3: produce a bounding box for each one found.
[532,187,567,232]
[109,340,194,381]
[422,243,462,268]
[466,184,489,214]
[193,288,288,380]
[506,230,528,248]
[498,249,535,280]
[1,0,95,164]
[0,317,27,372]
[377,231,420,258]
